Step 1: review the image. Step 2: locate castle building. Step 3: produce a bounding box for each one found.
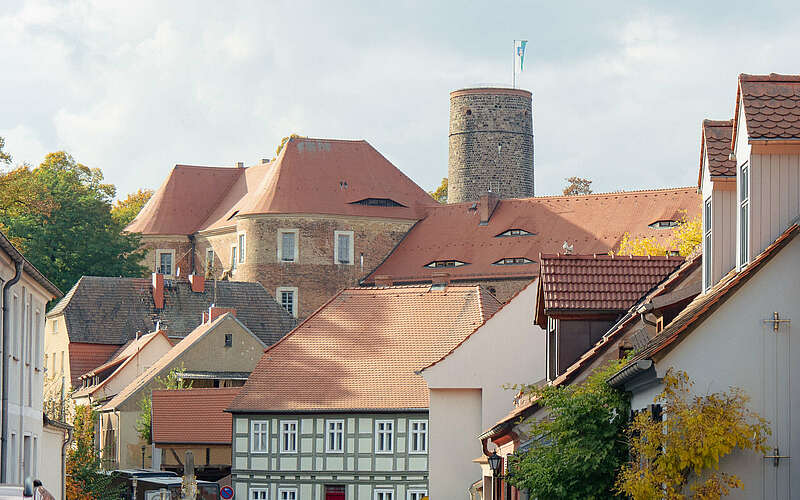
[447,88,534,203]
[126,138,438,320]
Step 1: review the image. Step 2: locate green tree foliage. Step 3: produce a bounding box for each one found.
[111,188,154,226]
[0,151,147,295]
[0,137,11,165]
[66,405,123,499]
[562,176,593,196]
[136,364,193,442]
[506,360,630,499]
[430,177,448,203]
[616,370,770,499]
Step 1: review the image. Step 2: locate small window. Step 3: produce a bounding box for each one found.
[493,257,534,265]
[238,233,246,264]
[278,489,297,500]
[374,489,394,500]
[466,109,472,116]
[350,198,406,207]
[205,248,215,271]
[496,228,533,237]
[739,162,750,266]
[408,490,428,500]
[224,333,233,347]
[648,220,679,229]
[278,230,298,263]
[424,260,468,268]
[703,197,712,290]
[409,420,427,454]
[326,419,344,453]
[251,421,268,453]
[230,245,238,271]
[156,250,174,275]
[250,488,268,500]
[277,287,298,318]
[280,420,298,453]
[334,231,354,265]
[375,420,394,453]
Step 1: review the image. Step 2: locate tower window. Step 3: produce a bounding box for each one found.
[466,109,472,116]
[424,260,468,268]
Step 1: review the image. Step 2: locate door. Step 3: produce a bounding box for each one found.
[325,485,345,500]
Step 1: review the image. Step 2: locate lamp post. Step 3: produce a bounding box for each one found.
[488,451,503,500]
[141,445,146,468]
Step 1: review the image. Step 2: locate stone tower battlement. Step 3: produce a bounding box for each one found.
[447,87,534,203]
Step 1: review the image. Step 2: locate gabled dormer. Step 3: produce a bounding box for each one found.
[731,74,800,271]
[698,119,736,291]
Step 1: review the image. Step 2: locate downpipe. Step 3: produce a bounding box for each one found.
[1,261,22,482]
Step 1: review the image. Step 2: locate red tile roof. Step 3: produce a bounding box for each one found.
[534,254,684,325]
[228,285,501,412]
[68,343,121,388]
[127,138,437,235]
[152,387,240,444]
[363,188,700,284]
[734,74,800,144]
[698,119,736,186]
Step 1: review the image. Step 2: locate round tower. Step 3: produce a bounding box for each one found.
[447,87,534,203]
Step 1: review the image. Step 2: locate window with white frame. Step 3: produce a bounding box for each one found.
[280,420,298,453]
[231,245,238,271]
[250,488,268,500]
[334,230,354,265]
[409,420,427,453]
[277,229,299,262]
[374,489,394,500]
[251,421,268,453]
[238,233,246,264]
[407,490,427,500]
[739,162,750,266]
[277,488,297,500]
[156,249,174,275]
[375,420,394,453]
[326,419,344,452]
[703,197,712,291]
[276,287,298,318]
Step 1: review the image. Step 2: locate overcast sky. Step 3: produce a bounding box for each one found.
[3,1,800,199]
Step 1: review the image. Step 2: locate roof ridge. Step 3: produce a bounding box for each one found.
[740,73,800,83]
[703,119,734,127]
[540,253,684,260]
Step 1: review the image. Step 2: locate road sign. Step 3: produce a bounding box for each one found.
[220,486,234,499]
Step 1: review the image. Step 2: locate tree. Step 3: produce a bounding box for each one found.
[136,364,193,442]
[506,360,630,499]
[0,137,11,165]
[616,370,770,499]
[0,152,147,295]
[430,177,448,203]
[66,405,123,499]
[617,210,702,257]
[563,176,593,196]
[112,188,153,226]
[275,133,301,157]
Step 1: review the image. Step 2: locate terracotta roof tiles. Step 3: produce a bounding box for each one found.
[735,74,800,143]
[152,387,240,444]
[228,285,501,412]
[699,119,736,186]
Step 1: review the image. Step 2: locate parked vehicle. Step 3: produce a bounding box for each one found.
[109,470,218,500]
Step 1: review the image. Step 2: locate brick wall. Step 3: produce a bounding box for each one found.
[448,88,534,203]
[139,237,193,278]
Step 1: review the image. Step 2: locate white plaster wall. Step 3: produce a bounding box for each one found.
[39,426,65,499]
[635,236,800,499]
[90,333,173,402]
[422,281,545,499]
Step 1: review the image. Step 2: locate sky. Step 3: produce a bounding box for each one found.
[3,0,800,199]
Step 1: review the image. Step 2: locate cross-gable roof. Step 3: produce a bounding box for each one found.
[227,285,502,413]
[363,187,700,284]
[47,276,296,346]
[126,138,437,236]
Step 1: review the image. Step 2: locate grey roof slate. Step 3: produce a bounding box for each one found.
[47,276,296,346]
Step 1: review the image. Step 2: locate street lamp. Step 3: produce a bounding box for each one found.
[488,451,503,478]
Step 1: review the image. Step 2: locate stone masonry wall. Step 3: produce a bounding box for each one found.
[448,88,534,203]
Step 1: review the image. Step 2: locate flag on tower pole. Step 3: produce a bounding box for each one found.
[513,39,527,88]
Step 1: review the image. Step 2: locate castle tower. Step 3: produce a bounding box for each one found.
[447,87,534,203]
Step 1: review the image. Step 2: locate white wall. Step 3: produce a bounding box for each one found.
[39,425,65,499]
[632,235,800,499]
[422,281,545,499]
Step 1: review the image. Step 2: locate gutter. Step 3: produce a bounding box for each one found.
[606,359,653,389]
[1,260,22,482]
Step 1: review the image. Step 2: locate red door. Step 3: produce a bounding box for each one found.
[325,485,345,500]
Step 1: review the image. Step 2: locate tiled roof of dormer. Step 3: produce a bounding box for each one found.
[734,74,800,144]
[699,119,736,186]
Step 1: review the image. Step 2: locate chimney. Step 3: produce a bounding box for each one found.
[152,273,165,309]
[236,161,245,168]
[206,306,237,324]
[479,191,500,226]
[431,272,451,286]
[374,275,393,287]
[188,274,205,293]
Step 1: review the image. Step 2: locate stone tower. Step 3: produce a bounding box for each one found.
[447,87,534,203]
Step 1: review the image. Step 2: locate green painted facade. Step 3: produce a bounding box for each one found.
[231,412,429,500]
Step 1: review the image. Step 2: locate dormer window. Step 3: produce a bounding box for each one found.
[350,198,407,208]
[493,257,534,265]
[424,260,467,268]
[496,228,533,237]
[649,220,679,229]
[739,162,750,267]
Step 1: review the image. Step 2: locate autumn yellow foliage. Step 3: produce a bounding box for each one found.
[616,370,770,499]
[617,210,702,257]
